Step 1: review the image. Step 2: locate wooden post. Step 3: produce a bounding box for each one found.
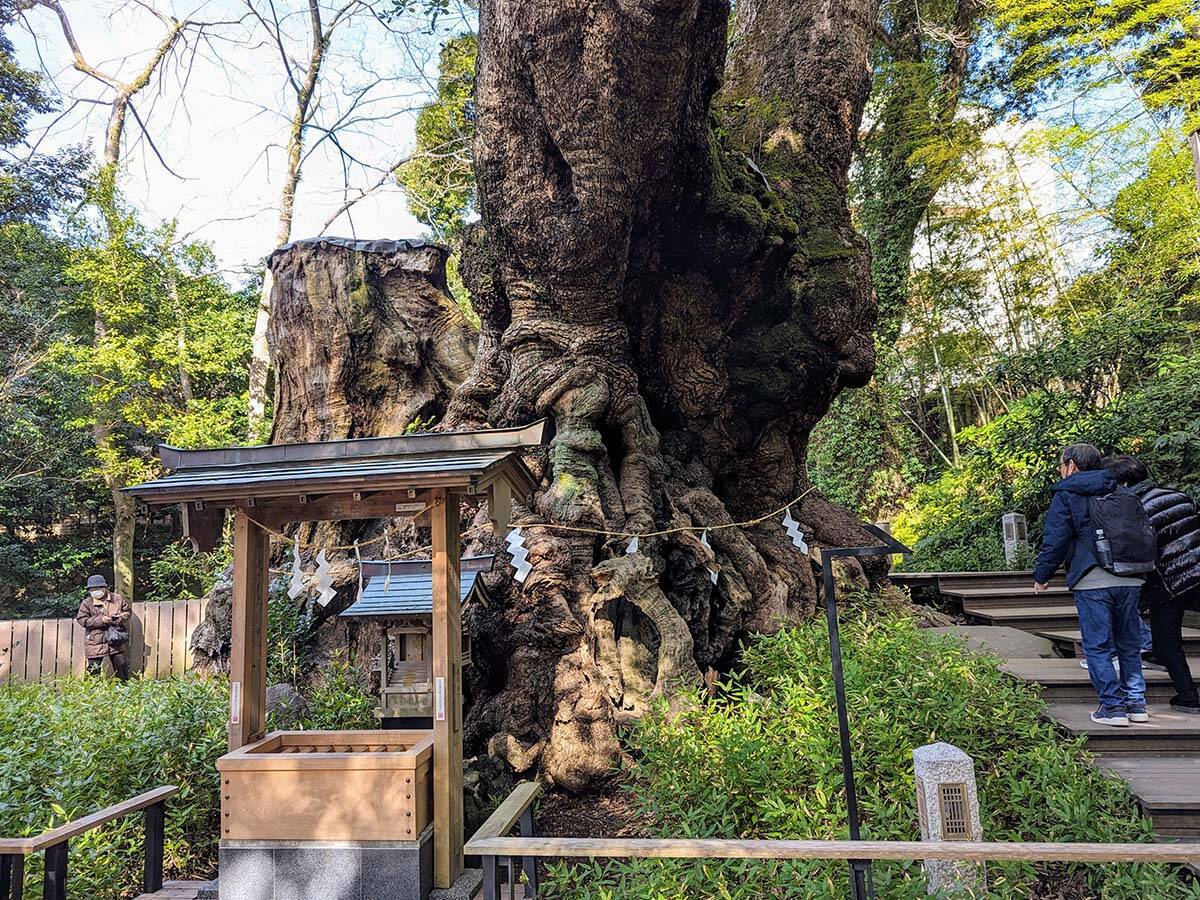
[229,510,270,750]
[430,487,464,888]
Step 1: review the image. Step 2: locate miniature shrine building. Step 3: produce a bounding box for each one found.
[341,556,493,725]
[125,422,548,899]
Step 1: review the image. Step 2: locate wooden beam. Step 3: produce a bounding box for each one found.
[229,511,270,750]
[182,503,225,553]
[242,492,431,529]
[467,781,542,843]
[430,487,464,888]
[461,836,1200,864]
[488,478,512,535]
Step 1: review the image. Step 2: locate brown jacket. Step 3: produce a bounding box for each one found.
[76,591,132,659]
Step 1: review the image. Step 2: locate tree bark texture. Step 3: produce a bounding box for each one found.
[447,0,884,789]
[190,239,476,657]
[206,1,884,791]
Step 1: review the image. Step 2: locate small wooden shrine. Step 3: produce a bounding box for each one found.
[341,556,493,722]
[126,421,547,898]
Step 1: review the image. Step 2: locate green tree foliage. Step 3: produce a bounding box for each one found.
[543,608,1189,898]
[990,0,1200,131]
[395,33,477,240]
[0,0,86,224]
[895,133,1200,568]
[64,173,254,485]
[0,168,253,612]
[857,0,985,344]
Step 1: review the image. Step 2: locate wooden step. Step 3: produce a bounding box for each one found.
[1036,628,1200,656]
[938,573,1066,593]
[946,587,1074,608]
[1002,657,1196,702]
[1094,755,1200,837]
[963,604,1079,630]
[1046,702,1200,752]
[892,571,1065,600]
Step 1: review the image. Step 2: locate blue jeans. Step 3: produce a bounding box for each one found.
[1097,616,1153,656]
[1075,586,1146,710]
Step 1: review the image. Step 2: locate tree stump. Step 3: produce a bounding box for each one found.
[190,238,476,659]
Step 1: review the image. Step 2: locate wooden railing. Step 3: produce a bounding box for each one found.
[0,785,178,900]
[468,781,541,900]
[466,782,1200,900]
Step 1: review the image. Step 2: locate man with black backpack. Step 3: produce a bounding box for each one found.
[1034,443,1158,727]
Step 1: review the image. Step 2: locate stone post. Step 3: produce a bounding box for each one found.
[1001,512,1029,566]
[913,742,985,896]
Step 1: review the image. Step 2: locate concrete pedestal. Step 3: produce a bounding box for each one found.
[219,827,432,900]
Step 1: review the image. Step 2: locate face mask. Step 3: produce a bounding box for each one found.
[90,589,106,598]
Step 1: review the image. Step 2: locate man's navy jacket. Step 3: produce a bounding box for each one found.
[1033,468,1118,588]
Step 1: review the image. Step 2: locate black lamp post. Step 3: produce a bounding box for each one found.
[819,523,911,900]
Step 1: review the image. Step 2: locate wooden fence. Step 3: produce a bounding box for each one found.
[0,599,208,683]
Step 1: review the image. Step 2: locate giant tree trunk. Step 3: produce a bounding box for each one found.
[190,238,476,657]
[447,0,884,790]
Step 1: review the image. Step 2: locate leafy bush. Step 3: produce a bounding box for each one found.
[0,676,227,899]
[266,573,316,687]
[0,654,377,899]
[294,654,377,731]
[146,539,231,604]
[543,607,1196,899]
[894,349,1200,572]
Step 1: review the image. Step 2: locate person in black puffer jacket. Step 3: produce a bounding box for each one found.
[1105,455,1200,713]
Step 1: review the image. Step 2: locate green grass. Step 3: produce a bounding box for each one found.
[542,601,1200,899]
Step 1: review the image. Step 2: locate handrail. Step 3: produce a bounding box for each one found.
[0,785,179,854]
[466,781,542,900]
[466,783,1200,899]
[0,785,178,900]
[464,835,1200,864]
[468,781,542,846]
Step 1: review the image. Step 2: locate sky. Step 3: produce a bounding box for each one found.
[11,1,471,278]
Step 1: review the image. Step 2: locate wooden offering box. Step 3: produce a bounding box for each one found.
[217,730,433,842]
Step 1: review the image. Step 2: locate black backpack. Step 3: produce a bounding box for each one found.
[1088,486,1158,576]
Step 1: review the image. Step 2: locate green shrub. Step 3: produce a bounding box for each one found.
[266,574,315,687]
[543,607,1198,899]
[294,654,377,731]
[0,676,227,899]
[894,351,1200,572]
[0,654,377,899]
[145,539,231,604]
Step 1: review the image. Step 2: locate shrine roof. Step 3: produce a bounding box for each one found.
[340,556,494,619]
[124,421,549,506]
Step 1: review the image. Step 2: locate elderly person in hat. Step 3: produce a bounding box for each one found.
[76,574,132,680]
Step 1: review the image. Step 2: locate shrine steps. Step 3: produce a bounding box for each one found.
[903,570,1200,840]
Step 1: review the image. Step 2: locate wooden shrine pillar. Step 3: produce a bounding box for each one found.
[430,487,464,888]
[229,510,270,750]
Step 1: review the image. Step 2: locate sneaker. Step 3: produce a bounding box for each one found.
[1126,705,1149,723]
[1079,658,1121,672]
[1169,696,1200,715]
[1090,707,1130,727]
